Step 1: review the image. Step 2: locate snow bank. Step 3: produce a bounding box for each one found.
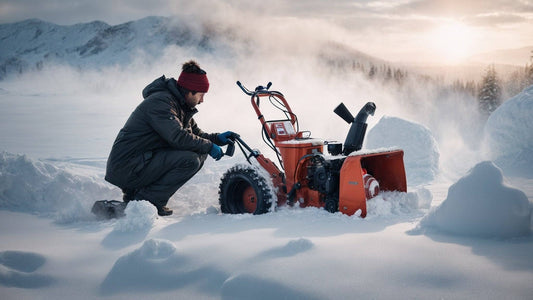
[0,151,118,222]
[484,84,533,178]
[113,200,157,232]
[365,116,440,186]
[417,161,531,238]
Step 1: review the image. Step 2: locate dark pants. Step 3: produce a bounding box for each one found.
[126,149,207,207]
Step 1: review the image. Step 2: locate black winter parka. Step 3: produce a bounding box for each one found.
[105,75,219,188]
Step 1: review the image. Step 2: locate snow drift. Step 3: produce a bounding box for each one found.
[100,238,228,296]
[365,116,440,186]
[417,161,531,238]
[0,151,119,222]
[484,84,533,178]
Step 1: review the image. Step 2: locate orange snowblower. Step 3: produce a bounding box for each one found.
[219,82,407,217]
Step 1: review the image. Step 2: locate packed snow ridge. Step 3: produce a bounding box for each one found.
[365,116,440,186]
[0,151,119,222]
[484,84,533,178]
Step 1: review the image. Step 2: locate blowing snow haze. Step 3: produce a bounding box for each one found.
[0,11,529,175]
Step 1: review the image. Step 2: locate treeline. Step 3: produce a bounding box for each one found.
[323,51,533,117]
[477,61,533,115]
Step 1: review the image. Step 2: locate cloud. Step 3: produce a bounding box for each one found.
[0,0,173,25]
[467,13,529,27]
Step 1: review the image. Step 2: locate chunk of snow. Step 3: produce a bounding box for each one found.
[365,116,440,186]
[366,190,431,218]
[484,84,533,177]
[113,200,157,233]
[418,161,531,238]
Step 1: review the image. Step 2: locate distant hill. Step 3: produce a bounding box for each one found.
[467,46,533,66]
[0,17,236,79]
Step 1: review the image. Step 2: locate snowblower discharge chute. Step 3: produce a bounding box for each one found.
[218,82,407,217]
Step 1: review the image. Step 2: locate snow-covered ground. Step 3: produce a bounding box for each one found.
[1,64,532,299]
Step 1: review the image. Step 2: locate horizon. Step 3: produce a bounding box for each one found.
[1,0,532,66]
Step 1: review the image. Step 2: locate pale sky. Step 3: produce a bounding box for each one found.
[1,0,532,64]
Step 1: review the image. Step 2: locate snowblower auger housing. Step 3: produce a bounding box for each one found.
[218,81,407,217]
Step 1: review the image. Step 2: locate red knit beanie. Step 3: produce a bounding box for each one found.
[177,72,210,93]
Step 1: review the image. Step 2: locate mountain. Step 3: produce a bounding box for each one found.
[0,17,394,81]
[0,17,232,79]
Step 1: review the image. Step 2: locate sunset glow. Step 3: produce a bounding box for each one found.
[428,21,476,64]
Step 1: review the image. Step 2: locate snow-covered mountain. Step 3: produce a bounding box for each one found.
[0,16,390,81]
[0,17,236,79]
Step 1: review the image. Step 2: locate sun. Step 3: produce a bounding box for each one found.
[429,21,475,64]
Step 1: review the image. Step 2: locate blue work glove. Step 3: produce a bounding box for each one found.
[209,144,224,161]
[217,131,237,145]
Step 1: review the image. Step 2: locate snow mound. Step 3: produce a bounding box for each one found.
[113,201,157,233]
[100,238,228,296]
[418,161,531,238]
[0,151,117,222]
[365,116,440,186]
[484,84,533,177]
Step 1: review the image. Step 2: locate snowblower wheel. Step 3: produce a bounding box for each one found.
[219,165,274,214]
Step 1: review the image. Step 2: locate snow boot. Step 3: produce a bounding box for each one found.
[121,188,136,203]
[157,206,173,216]
[91,200,127,219]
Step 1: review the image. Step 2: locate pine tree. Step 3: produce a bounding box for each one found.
[478,64,502,115]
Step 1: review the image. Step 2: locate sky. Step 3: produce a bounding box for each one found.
[0,0,532,64]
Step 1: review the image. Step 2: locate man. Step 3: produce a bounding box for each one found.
[105,60,235,216]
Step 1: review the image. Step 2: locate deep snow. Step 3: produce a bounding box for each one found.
[1,82,532,298]
[365,116,440,186]
[484,84,533,178]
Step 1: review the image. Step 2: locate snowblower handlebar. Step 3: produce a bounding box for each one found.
[220,132,260,159]
[236,81,272,96]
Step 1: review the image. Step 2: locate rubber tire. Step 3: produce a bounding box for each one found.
[219,165,273,214]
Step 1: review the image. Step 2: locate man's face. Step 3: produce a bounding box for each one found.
[185,91,205,108]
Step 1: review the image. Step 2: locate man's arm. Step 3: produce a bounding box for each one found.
[144,99,213,153]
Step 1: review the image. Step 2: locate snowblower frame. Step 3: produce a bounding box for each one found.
[218,81,407,217]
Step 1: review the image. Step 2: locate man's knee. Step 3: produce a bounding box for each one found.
[174,151,205,174]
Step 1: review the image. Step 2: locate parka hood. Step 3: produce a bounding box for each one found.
[142,75,187,108]
[142,75,168,98]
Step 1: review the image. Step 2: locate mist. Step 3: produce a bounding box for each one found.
[0,6,488,181]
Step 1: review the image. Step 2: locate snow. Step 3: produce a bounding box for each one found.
[365,116,440,186]
[0,151,119,222]
[416,161,531,238]
[113,201,157,233]
[1,16,533,300]
[484,84,533,178]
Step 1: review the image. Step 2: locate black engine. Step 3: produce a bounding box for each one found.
[306,155,345,212]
